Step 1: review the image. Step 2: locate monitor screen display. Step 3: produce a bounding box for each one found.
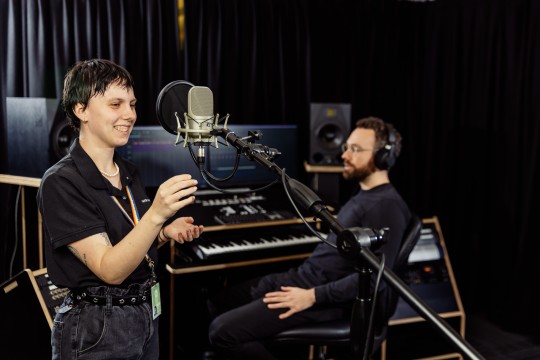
[117,124,300,189]
[116,126,202,188]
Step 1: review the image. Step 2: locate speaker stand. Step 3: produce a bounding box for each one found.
[304,161,344,208]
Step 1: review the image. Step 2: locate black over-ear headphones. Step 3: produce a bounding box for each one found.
[374,123,397,170]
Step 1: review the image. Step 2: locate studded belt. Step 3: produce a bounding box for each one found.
[70,290,150,306]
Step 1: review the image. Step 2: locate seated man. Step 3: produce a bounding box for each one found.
[208,116,411,359]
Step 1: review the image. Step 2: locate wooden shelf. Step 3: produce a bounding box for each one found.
[303,161,343,174]
[0,174,41,188]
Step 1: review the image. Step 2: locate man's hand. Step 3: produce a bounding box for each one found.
[263,286,316,319]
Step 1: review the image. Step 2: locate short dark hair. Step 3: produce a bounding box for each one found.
[356,116,402,158]
[62,59,135,131]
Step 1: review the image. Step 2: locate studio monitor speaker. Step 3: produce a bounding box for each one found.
[309,103,351,165]
[6,97,76,177]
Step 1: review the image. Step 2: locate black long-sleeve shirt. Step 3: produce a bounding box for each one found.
[299,183,410,304]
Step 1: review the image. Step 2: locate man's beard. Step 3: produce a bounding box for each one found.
[342,159,377,182]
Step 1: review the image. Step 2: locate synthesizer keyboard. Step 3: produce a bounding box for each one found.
[183,226,325,261]
[175,187,300,227]
[214,210,295,225]
[34,270,70,319]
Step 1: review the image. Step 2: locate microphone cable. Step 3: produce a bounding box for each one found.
[362,253,386,360]
[280,168,336,249]
[186,142,241,182]
[186,129,282,195]
[199,167,280,194]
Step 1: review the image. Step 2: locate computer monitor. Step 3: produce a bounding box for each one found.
[117,124,300,190]
[205,124,299,189]
[116,126,202,188]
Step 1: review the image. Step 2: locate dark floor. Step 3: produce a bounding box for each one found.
[185,314,540,360]
[465,313,540,360]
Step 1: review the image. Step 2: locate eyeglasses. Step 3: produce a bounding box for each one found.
[341,143,376,154]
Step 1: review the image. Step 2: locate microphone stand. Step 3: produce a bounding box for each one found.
[214,128,485,360]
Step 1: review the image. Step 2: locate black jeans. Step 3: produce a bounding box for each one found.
[52,280,159,360]
[207,273,346,360]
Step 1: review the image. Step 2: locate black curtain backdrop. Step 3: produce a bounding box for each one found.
[183,0,312,166]
[2,0,181,122]
[0,0,7,174]
[3,0,540,342]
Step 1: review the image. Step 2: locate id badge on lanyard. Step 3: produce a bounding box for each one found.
[111,185,161,319]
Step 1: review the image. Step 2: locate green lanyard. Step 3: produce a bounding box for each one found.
[111,185,156,281]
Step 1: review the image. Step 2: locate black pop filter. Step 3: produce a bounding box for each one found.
[155,80,195,135]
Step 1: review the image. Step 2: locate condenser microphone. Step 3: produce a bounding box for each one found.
[174,86,229,167]
[174,86,227,148]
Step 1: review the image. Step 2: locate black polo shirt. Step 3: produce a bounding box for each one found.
[37,139,157,289]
